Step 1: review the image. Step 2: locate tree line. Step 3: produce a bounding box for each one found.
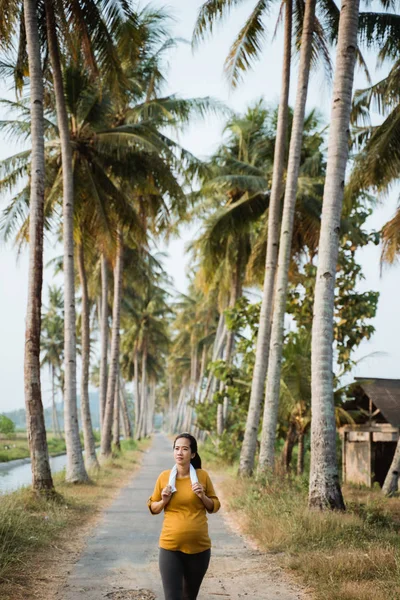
[0,0,399,509]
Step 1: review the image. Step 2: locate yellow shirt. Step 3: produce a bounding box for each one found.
[148,468,221,554]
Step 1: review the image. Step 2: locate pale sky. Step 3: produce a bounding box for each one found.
[0,0,399,413]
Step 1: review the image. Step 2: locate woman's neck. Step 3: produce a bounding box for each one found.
[176,463,190,477]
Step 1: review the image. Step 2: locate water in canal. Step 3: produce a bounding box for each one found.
[0,453,68,494]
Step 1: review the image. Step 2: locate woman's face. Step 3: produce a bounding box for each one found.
[174,437,195,468]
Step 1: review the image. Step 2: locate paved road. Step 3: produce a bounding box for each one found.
[60,433,305,600]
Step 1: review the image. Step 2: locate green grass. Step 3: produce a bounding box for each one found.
[0,430,103,462]
[0,438,144,600]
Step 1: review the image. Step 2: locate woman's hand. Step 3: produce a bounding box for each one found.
[192,482,205,499]
[193,482,215,512]
[161,484,173,505]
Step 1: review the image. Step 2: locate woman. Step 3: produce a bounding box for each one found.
[147,432,220,600]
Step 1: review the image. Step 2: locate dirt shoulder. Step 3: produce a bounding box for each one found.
[204,470,311,600]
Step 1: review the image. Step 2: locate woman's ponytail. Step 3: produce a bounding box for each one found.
[191,453,202,470]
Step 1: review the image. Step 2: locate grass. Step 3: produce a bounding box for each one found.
[199,439,400,600]
[0,438,147,599]
[216,473,400,600]
[0,431,102,462]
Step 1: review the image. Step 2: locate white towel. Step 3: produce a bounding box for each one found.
[168,464,198,493]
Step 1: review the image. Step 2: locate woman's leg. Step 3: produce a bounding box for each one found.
[182,549,211,600]
[159,548,184,600]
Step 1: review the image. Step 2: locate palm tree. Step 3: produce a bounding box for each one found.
[76,241,99,469]
[39,0,139,481]
[308,0,362,510]
[22,0,54,493]
[257,0,318,474]
[99,254,109,431]
[190,103,277,426]
[101,229,124,456]
[279,331,312,473]
[349,12,400,496]
[119,376,133,439]
[120,257,172,440]
[194,0,332,477]
[41,286,64,439]
[43,0,89,482]
[0,1,55,490]
[239,0,292,476]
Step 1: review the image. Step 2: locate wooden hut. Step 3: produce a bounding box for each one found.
[340,378,400,487]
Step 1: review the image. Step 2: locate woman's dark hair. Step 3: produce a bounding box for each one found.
[173,433,202,469]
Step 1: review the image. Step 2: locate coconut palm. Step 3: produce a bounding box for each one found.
[76,240,100,469]
[256,0,319,475]
[41,286,64,439]
[120,261,172,440]
[349,11,400,496]
[0,0,54,491]
[21,0,54,492]
[194,0,334,476]
[349,17,400,198]
[308,0,362,510]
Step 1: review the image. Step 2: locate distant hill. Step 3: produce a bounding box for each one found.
[4,391,101,432]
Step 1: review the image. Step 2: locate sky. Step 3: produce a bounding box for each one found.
[0,0,399,413]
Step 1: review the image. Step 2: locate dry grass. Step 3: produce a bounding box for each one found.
[216,474,400,600]
[0,438,149,600]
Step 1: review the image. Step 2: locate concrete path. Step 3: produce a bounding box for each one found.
[60,433,306,600]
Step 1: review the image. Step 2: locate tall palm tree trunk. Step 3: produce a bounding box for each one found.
[77,243,99,469]
[258,0,316,475]
[44,0,87,482]
[197,341,208,404]
[239,0,292,476]
[138,344,148,438]
[297,430,305,476]
[101,230,123,457]
[147,381,156,434]
[309,0,360,510]
[134,345,141,439]
[120,377,133,439]
[201,313,226,403]
[382,438,400,496]
[168,374,174,430]
[282,421,297,473]
[113,373,121,451]
[174,385,186,433]
[51,365,62,438]
[23,0,54,494]
[99,254,109,431]
[219,268,241,431]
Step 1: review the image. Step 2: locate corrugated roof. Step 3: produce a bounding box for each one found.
[355,378,400,427]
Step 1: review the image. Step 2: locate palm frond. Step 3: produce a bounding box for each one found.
[350,103,400,193]
[192,0,246,47]
[224,0,269,88]
[381,204,400,266]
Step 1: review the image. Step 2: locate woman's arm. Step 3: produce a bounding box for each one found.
[150,498,167,514]
[149,484,173,514]
[192,482,215,512]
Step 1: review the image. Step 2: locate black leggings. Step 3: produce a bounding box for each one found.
[158,548,211,600]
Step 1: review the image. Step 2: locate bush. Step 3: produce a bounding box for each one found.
[0,416,15,435]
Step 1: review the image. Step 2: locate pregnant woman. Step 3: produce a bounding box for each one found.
[147,432,220,600]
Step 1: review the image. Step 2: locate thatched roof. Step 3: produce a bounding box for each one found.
[355,378,400,427]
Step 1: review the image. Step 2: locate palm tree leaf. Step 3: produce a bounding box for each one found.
[224,0,269,88]
[358,12,400,63]
[192,0,247,46]
[350,103,400,193]
[381,204,400,266]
